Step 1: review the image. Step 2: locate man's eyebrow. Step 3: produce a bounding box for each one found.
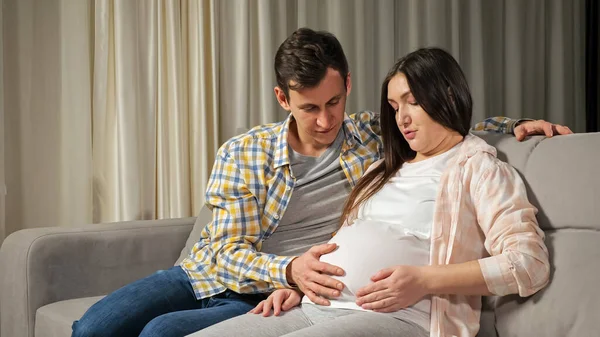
[297,94,343,110]
[297,103,318,110]
[327,94,343,102]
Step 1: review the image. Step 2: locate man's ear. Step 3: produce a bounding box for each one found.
[274,87,291,111]
[345,72,352,97]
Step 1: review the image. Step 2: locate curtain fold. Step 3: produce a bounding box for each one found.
[218,0,585,134]
[1,0,587,242]
[3,0,93,238]
[0,0,5,244]
[92,0,218,222]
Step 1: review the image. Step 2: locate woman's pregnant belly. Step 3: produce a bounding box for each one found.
[317,220,430,303]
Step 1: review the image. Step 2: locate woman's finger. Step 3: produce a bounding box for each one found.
[273,291,284,316]
[361,296,396,311]
[356,289,389,306]
[282,292,300,311]
[262,295,274,317]
[250,300,265,314]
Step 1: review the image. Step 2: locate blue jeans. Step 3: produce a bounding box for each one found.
[71,266,265,337]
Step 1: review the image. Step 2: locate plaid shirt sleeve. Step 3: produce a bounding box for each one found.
[205,147,294,294]
[472,116,532,134]
[475,160,550,297]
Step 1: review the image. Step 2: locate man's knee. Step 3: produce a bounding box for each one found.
[138,314,179,337]
[71,308,134,337]
[71,318,106,337]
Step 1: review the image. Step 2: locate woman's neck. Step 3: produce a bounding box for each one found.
[411,133,464,163]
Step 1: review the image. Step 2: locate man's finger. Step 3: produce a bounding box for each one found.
[309,260,344,276]
[305,288,330,306]
[311,271,345,291]
[542,122,554,137]
[556,125,573,135]
[309,243,338,256]
[306,281,341,299]
[515,124,529,142]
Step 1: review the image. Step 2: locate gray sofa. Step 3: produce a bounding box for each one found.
[1,132,599,337]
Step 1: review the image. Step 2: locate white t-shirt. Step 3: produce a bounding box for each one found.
[302,144,460,331]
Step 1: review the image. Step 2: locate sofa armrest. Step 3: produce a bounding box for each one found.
[0,217,195,337]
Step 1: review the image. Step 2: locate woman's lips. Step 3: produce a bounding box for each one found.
[404,130,416,140]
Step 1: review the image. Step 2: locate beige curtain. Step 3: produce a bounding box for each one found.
[3,0,93,238]
[219,0,586,136]
[1,0,586,242]
[2,0,219,239]
[92,0,218,223]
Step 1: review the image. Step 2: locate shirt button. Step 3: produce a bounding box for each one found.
[274,214,280,220]
[285,185,291,191]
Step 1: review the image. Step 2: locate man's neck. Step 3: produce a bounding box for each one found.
[288,120,332,157]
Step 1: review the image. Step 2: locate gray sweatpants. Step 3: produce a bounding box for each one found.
[186,304,429,337]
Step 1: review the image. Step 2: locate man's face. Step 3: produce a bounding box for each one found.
[275,68,352,152]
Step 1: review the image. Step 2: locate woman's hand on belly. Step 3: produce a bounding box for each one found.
[355,265,427,313]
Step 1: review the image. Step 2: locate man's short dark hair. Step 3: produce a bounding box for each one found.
[274,28,349,99]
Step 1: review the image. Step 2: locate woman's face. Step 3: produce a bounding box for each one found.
[386,73,457,159]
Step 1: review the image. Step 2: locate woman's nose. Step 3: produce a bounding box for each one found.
[396,109,410,125]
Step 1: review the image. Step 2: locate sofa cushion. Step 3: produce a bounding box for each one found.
[35,296,104,337]
[494,230,600,337]
[176,206,212,265]
[472,131,544,175]
[523,133,600,231]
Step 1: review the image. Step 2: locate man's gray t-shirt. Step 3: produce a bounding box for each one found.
[261,129,351,256]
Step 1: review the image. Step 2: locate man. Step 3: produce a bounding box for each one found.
[72,27,571,337]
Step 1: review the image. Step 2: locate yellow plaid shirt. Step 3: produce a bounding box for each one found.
[180,113,521,300]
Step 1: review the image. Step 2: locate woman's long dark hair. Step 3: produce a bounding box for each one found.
[340,47,473,224]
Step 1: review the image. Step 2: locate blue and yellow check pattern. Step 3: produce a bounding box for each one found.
[180,112,516,300]
[472,116,523,134]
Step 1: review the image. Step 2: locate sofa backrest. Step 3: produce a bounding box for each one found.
[176,205,212,265]
[473,131,600,337]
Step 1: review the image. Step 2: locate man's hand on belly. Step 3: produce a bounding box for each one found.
[355,265,427,312]
[286,243,346,306]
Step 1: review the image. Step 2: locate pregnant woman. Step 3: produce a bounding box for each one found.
[189,47,550,337]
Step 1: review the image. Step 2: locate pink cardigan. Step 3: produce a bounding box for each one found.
[367,134,550,337]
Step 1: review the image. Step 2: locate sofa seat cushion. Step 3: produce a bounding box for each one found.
[35,296,104,337]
